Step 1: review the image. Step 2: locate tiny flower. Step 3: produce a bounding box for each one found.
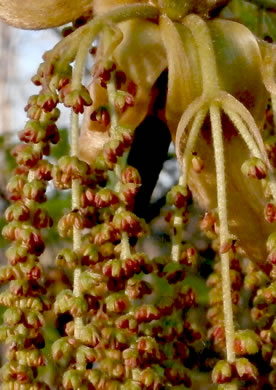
[53,155,90,189]
[19,120,59,144]
[79,270,106,296]
[101,327,128,350]
[33,208,53,229]
[234,358,258,381]
[212,360,233,384]
[234,330,260,356]
[90,222,119,245]
[16,349,45,367]
[76,345,98,367]
[113,210,146,237]
[23,180,47,202]
[90,106,110,127]
[264,202,276,223]
[11,143,43,168]
[52,337,74,367]
[56,248,79,270]
[93,188,120,209]
[176,285,196,309]
[163,262,185,284]
[54,290,74,314]
[120,183,140,209]
[78,325,100,347]
[62,369,84,390]
[125,278,152,300]
[241,157,267,179]
[267,232,276,252]
[166,185,189,209]
[25,311,44,329]
[5,244,28,265]
[36,91,59,112]
[4,203,30,222]
[103,259,124,279]
[6,175,27,200]
[134,304,160,323]
[33,160,53,181]
[179,244,197,267]
[115,314,138,332]
[115,70,127,89]
[61,84,92,114]
[165,363,191,387]
[92,60,116,87]
[121,166,141,185]
[123,253,153,277]
[116,126,135,148]
[137,336,162,361]
[200,210,218,238]
[70,296,88,317]
[105,293,129,313]
[134,366,163,390]
[3,308,22,327]
[115,90,134,113]
[58,211,85,238]
[79,243,99,266]
[102,140,125,169]
[192,154,204,173]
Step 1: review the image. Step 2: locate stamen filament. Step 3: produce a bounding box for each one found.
[210,102,235,364]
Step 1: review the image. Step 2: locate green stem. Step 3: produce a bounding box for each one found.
[210,102,235,364]
[183,14,220,98]
[107,75,119,137]
[70,4,159,91]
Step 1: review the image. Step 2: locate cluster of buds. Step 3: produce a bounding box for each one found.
[247,259,276,386]
[212,358,259,388]
[49,56,206,388]
[0,46,67,389]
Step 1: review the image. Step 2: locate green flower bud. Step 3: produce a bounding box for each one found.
[3,308,22,326]
[54,290,73,314]
[63,368,84,390]
[241,157,267,179]
[234,330,260,356]
[56,248,79,270]
[70,296,88,317]
[166,185,189,208]
[105,293,129,314]
[16,349,45,367]
[52,337,74,367]
[78,325,100,347]
[234,358,258,381]
[212,360,233,384]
